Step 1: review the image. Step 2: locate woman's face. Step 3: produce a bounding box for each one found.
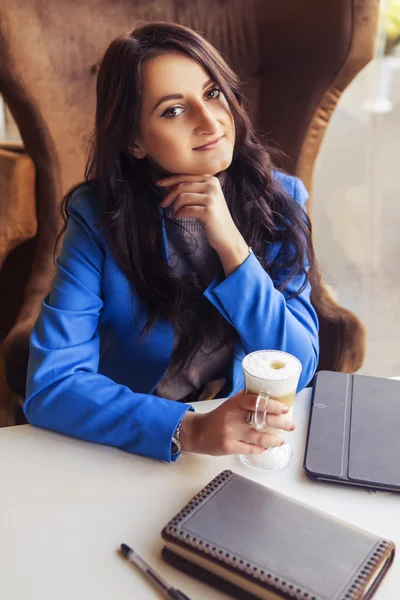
[131,52,235,176]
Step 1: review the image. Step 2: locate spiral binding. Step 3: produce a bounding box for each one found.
[163,471,393,600]
[340,539,393,600]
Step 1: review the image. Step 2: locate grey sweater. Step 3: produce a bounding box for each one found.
[154,206,233,402]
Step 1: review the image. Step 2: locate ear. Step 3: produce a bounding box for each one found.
[128,142,147,160]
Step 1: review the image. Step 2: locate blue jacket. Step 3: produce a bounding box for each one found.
[25,172,319,462]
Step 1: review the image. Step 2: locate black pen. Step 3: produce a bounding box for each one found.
[119,543,191,599]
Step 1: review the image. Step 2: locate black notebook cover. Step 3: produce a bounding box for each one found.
[161,471,395,600]
[304,371,400,491]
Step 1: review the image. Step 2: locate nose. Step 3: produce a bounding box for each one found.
[194,104,219,136]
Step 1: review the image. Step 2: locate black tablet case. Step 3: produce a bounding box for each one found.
[304,371,400,492]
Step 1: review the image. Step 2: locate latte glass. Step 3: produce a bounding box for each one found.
[240,350,302,471]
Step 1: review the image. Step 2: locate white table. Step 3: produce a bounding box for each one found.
[0,388,398,600]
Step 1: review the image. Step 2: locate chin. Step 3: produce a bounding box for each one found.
[217,155,234,172]
[194,155,233,176]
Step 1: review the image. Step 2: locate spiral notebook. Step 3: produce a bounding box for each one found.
[161,471,395,600]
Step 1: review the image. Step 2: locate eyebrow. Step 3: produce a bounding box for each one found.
[152,78,214,113]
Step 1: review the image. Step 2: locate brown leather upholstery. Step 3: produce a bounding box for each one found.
[0,0,378,420]
[0,147,36,270]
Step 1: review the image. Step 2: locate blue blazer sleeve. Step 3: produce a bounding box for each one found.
[204,177,319,390]
[24,190,190,463]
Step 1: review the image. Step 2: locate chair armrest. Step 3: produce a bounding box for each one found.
[315,285,366,373]
[0,146,36,269]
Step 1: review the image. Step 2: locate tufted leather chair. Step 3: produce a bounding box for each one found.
[0,0,379,424]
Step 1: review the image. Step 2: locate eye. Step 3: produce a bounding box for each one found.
[161,106,185,119]
[205,86,221,100]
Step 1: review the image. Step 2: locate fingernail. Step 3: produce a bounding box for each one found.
[282,407,289,413]
[290,424,295,431]
[280,440,285,446]
[156,179,164,185]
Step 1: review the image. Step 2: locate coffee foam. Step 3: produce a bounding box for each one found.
[243,350,301,397]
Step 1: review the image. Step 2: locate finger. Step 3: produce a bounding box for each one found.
[236,441,266,455]
[245,429,285,448]
[161,182,207,208]
[266,399,291,415]
[157,174,211,187]
[172,192,207,214]
[266,414,295,432]
[174,205,207,220]
[236,393,290,415]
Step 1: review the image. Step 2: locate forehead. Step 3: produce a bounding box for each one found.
[140,51,211,100]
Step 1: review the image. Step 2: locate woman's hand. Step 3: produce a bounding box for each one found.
[157,174,249,276]
[179,390,295,456]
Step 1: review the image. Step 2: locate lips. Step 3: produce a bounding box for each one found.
[193,135,224,151]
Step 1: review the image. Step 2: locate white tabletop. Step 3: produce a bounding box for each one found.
[0,388,398,600]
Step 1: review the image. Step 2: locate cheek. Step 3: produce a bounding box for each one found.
[226,110,235,137]
[217,98,234,127]
[148,126,186,151]
[142,126,193,172]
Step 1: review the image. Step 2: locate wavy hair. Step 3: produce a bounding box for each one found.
[60,22,321,376]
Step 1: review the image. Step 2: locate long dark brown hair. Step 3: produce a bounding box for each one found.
[59,22,321,376]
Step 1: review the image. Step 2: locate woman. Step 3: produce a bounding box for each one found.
[25,22,320,462]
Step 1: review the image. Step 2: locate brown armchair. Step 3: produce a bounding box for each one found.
[0,0,378,423]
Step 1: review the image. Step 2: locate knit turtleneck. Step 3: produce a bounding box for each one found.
[154,207,232,402]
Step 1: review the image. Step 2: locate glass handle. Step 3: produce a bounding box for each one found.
[253,391,270,431]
